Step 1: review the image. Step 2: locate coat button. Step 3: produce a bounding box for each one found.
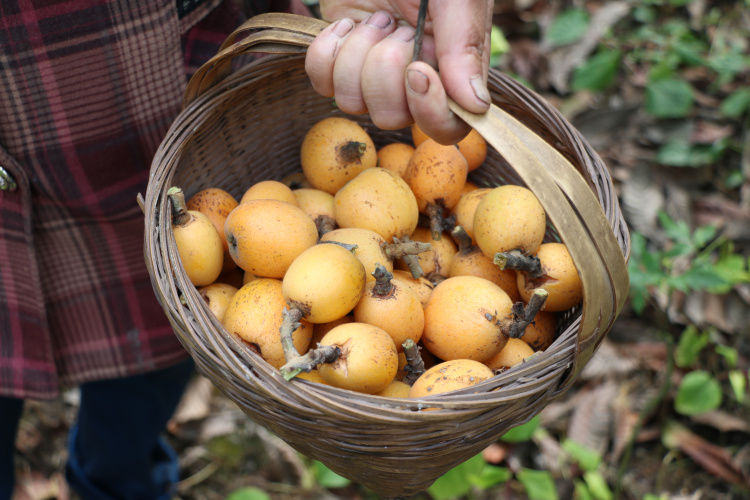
[0,166,17,191]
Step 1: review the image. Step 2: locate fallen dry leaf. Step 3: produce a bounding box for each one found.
[690,410,750,434]
[610,385,641,465]
[567,379,619,456]
[663,421,750,487]
[579,339,639,381]
[689,121,734,144]
[169,375,215,432]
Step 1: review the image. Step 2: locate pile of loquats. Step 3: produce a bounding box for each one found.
[168,116,583,403]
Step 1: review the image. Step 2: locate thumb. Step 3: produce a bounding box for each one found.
[428,0,493,114]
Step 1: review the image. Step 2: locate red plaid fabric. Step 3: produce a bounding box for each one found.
[0,0,302,400]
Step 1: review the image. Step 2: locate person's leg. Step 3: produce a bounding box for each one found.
[0,396,24,500]
[65,358,194,500]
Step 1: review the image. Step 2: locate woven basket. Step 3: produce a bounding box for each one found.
[144,13,630,498]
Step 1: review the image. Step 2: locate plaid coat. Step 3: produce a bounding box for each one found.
[0,0,302,400]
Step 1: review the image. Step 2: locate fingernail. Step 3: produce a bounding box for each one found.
[390,26,415,42]
[471,75,491,106]
[366,11,392,29]
[331,18,354,37]
[407,69,429,95]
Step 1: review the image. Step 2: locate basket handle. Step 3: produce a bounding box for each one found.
[183,13,630,388]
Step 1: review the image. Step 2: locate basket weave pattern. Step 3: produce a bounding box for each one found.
[144,16,629,498]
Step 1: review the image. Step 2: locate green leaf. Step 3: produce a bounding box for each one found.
[708,254,750,293]
[572,50,622,91]
[725,170,746,189]
[428,454,485,500]
[692,225,717,249]
[707,50,748,80]
[583,470,613,500]
[312,461,351,489]
[671,265,731,293]
[656,138,728,167]
[645,78,694,118]
[490,25,510,56]
[715,345,738,368]
[728,370,747,403]
[671,38,707,66]
[547,9,590,47]
[562,440,602,472]
[658,212,691,244]
[629,289,647,315]
[675,370,723,415]
[632,6,656,23]
[720,88,750,118]
[469,465,511,489]
[655,140,693,166]
[517,469,558,500]
[661,242,693,260]
[490,25,510,68]
[675,325,709,368]
[574,479,594,500]
[226,487,271,500]
[501,415,541,443]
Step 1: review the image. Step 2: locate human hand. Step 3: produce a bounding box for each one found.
[304,0,493,145]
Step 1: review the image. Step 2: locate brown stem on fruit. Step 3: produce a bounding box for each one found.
[320,240,358,253]
[279,304,341,381]
[280,307,306,363]
[423,203,454,241]
[418,210,457,237]
[494,249,544,279]
[451,226,474,253]
[167,186,191,226]
[371,263,395,297]
[485,289,549,339]
[391,236,426,279]
[382,238,432,261]
[339,141,368,163]
[280,344,341,381]
[315,215,337,237]
[401,339,426,386]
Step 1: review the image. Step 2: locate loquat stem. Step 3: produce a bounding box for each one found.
[485,289,549,339]
[339,141,368,163]
[382,238,432,261]
[280,344,341,381]
[280,307,305,363]
[371,263,395,297]
[451,226,474,253]
[401,339,426,386]
[425,271,447,287]
[315,215,337,237]
[494,249,544,279]
[419,209,456,235]
[423,204,455,241]
[390,236,427,279]
[279,305,341,381]
[167,186,191,226]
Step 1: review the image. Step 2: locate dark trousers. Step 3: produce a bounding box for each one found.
[0,358,194,500]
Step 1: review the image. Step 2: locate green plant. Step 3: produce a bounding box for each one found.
[628,211,749,314]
